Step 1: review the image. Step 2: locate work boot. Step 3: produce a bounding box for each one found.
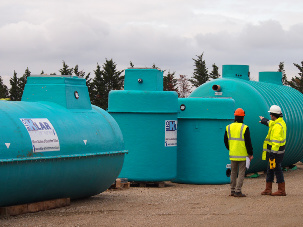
[261,181,272,195]
[234,192,246,197]
[230,191,235,196]
[271,182,286,196]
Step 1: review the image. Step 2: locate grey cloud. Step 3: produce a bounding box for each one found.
[193,20,303,78]
[0,14,111,72]
[239,20,287,49]
[1,0,303,87]
[195,20,303,55]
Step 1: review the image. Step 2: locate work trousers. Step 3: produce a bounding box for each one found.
[266,162,284,183]
[230,160,246,193]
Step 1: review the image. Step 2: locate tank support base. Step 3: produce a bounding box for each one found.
[0,198,70,216]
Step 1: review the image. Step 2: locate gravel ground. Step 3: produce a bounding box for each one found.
[1,162,303,227]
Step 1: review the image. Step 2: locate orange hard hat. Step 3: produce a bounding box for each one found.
[234,108,245,116]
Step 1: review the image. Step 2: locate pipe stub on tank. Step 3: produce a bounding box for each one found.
[180,104,186,111]
[212,84,221,91]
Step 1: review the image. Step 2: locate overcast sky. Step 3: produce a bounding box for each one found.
[1,0,303,87]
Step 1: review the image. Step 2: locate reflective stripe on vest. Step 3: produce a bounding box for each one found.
[271,150,285,154]
[264,149,285,154]
[229,155,247,159]
[270,139,286,143]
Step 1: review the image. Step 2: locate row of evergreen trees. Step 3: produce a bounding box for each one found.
[1,54,303,110]
[0,54,219,109]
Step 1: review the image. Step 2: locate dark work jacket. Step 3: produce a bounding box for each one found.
[224,121,253,156]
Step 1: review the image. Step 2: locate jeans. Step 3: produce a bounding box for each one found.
[230,160,246,193]
[266,162,284,183]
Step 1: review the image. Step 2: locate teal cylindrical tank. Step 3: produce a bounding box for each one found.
[175,98,235,184]
[190,65,303,173]
[108,68,178,181]
[0,76,126,207]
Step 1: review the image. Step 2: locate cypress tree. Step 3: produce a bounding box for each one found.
[9,71,21,101]
[59,61,73,75]
[163,71,178,92]
[209,63,220,80]
[189,53,209,87]
[278,62,288,85]
[0,76,8,98]
[288,61,303,93]
[91,59,123,109]
[18,67,31,97]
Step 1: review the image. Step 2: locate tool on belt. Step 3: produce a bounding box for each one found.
[269,158,276,169]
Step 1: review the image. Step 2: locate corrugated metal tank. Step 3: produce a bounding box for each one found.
[108,68,178,181]
[175,97,235,184]
[0,76,126,207]
[190,65,303,173]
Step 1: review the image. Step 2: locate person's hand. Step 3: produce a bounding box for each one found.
[249,155,253,161]
[259,116,264,123]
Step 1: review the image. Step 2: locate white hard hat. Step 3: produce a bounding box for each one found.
[268,105,282,114]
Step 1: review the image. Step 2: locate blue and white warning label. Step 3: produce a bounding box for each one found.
[20,118,60,152]
[165,120,177,147]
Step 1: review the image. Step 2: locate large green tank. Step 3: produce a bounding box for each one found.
[0,75,126,207]
[175,97,235,184]
[108,68,178,181]
[190,65,303,173]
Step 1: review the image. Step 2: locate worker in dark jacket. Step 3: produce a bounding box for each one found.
[224,108,253,197]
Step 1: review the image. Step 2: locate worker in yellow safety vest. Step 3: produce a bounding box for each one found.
[224,108,253,197]
[259,105,287,196]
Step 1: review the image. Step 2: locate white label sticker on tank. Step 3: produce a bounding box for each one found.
[165,120,177,147]
[20,118,60,152]
[215,92,222,96]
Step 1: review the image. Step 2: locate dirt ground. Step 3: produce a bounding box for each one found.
[1,162,303,227]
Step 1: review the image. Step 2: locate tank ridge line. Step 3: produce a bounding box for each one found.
[0,150,128,163]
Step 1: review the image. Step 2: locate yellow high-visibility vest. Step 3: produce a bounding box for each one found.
[262,117,287,159]
[226,122,248,161]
